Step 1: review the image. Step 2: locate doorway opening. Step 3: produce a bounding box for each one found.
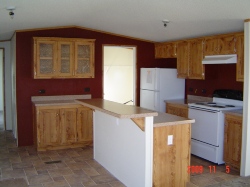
[103,45,136,105]
[0,49,5,130]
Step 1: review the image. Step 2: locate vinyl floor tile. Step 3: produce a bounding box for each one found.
[1,130,250,187]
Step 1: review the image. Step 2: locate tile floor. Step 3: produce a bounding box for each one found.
[0,130,126,187]
[188,155,242,187]
[0,129,248,187]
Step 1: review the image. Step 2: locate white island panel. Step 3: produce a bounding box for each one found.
[94,110,153,187]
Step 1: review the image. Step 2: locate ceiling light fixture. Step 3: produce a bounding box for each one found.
[162,20,170,27]
[6,6,15,19]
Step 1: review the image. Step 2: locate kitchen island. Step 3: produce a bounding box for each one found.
[76,99,195,187]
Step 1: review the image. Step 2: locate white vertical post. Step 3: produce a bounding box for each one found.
[144,116,154,187]
[241,19,250,176]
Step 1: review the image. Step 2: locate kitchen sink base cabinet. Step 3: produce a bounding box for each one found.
[33,104,93,151]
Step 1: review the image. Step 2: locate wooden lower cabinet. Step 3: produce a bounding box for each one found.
[33,104,93,151]
[166,103,188,118]
[224,113,242,171]
[153,123,191,187]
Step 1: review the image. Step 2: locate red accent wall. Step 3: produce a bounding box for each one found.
[16,27,178,146]
[186,64,243,97]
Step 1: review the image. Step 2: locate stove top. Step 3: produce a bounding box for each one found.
[188,97,243,111]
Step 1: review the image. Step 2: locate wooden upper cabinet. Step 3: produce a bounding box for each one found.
[235,33,244,82]
[189,39,205,79]
[33,37,95,79]
[155,42,177,58]
[204,35,236,55]
[35,40,57,78]
[74,41,95,78]
[177,41,189,78]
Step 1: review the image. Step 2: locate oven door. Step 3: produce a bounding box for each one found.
[188,108,220,146]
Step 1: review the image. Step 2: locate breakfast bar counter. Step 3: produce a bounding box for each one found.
[76,98,195,187]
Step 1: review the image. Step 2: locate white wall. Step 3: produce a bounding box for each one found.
[10,34,17,139]
[0,50,3,111]
[0,41,12,131]
[104,47,134,105]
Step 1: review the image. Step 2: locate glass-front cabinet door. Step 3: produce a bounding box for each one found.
[58,41,74,77]
[75,41,95,78]
[35,40,57,78]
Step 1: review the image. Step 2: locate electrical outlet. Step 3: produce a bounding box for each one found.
[84,87,90,92]
[167,135,173,145]
[39,89,45,94]
[202,89,206,93]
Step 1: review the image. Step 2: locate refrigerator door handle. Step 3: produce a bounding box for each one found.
[154,92,157,110]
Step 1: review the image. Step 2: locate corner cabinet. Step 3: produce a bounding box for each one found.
[33,37,95,79]
[166,103,188,118]
[224,113,242,171]
[33,104,93,151]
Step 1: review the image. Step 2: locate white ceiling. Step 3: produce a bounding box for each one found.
[0,0,250,42]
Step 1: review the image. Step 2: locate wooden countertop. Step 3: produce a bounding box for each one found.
[76,98,158,118]
[153,112,195,127]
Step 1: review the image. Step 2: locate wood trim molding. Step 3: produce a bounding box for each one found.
[244,19,250,22]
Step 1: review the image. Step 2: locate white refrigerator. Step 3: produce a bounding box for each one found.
[140,68,185,112]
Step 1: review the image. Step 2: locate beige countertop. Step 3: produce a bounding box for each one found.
[31,94,92,106]
[76,98,158,119]
[32,100,80,106]
[165,95,213,106]
[153,112,195,127]
[76,99,194,126]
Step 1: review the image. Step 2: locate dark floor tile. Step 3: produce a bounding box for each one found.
[91,174,117,184]
[27,174,53,185]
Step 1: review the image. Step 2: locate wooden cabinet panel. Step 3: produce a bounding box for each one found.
[60,108,77,144]
[189,39,205,79]
[236,34,244,82]
[204,37,218,55]
[155,42,177,58]
[204,35,236,55]
[219,35,236,54]
[34,104,93,151]
[166,103,188,118]
[77,107,93,143]
[224,113,242,171]
[37,108,60,147]
[153,123,191,187]
[177,41,189,78]
[33,37,95,79]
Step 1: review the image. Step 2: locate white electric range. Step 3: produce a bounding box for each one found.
[188,90,243,164]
